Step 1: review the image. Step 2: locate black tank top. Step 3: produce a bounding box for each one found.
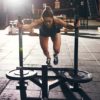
[39,20,62,37]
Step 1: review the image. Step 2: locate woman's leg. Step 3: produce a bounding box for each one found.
[51,33,61,64]
[39,36,51,64]
[51,33,61,55]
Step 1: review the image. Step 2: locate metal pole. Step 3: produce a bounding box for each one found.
[18,16,27,100]
[18,16,23,67]
[73,2,80,89]
[73,0,79,76]
[42,65,48,99]
[74,15,79,76]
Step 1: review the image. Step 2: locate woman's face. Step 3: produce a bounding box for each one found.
[43,17,53,28]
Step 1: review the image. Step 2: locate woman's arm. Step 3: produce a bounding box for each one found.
[18,18,43,31]
[54,17,79,29]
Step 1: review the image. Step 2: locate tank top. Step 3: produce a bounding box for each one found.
[39,20,62,37]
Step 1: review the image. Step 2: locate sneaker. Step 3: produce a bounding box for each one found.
[46,58,51,65]
[53,54,58,65]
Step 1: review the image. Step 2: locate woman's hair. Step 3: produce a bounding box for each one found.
[42,6,54,18]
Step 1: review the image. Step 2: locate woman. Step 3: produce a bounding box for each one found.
[18,6,76,65]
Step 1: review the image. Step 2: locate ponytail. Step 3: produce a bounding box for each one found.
[42,6,54,18]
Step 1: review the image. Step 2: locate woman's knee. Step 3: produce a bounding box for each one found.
[54,48,60,54]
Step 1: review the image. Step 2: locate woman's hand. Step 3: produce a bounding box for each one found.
[76,20,80,28]
[74,15,80,28]
[17,22,23,29]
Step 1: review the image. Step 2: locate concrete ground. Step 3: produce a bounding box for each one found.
[0,28,100,100]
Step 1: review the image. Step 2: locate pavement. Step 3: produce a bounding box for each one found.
[0,28,100,100]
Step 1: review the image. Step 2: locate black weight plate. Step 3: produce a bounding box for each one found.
[6,69,37,80]
[65,70,92,83]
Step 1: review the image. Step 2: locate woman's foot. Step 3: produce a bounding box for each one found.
[46,58,51,65]
[53,54,58,65]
